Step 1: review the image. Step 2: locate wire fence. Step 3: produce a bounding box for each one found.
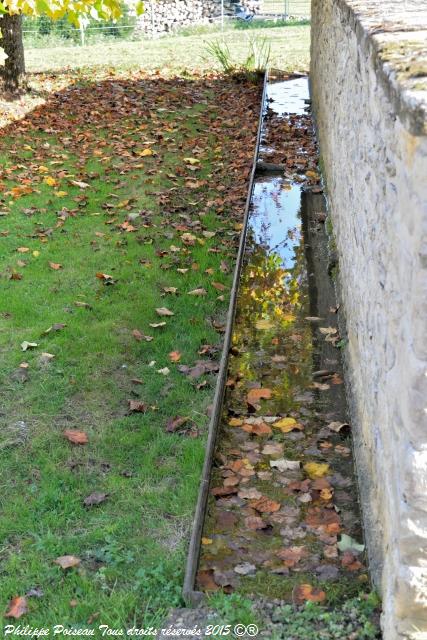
[22,1,311,48]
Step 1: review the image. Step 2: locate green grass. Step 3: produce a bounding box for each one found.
[0,73,260,631]
[24,24,310,74]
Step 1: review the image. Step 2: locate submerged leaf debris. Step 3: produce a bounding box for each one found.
[198,77,369,604]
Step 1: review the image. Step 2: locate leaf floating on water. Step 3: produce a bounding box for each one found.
[292,583,326,604]
[304,462,330,479]
[337,534,365,553]
[247,387,272,406]
[270,459,300,472]
[273,417,303,433]
[249,496,281,513]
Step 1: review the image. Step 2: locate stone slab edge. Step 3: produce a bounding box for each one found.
[331,0,427,135]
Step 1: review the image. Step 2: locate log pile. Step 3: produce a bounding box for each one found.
[136,0,262,36]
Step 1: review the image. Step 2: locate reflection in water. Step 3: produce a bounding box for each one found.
[197,77,367,601]
[267,78,310,116]
[250,179,302,271]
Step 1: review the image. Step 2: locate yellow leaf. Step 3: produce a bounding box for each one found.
[201,537,213,545]
[140,148,153,157]
[38,165,49,173]
[32,251,40,257]
[303,462,330,479]
[229,418,243,427]
[184,157,200,165]
[55,191,68,197]
[44,176,57,187]
[273,417,303,433]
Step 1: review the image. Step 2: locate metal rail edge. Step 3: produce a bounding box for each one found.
[182,70,269,606]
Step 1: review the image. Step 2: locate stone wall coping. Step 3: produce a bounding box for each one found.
[335,0,427,135]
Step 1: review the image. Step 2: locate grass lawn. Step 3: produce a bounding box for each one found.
[24,24,310,75]
[0,71,261,628]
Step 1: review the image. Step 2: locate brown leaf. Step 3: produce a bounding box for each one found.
[247,387,272,405]
[169,350,181,362]
[211,281,226,291]
[245,516,267,530]
[277,546,307,567]
[292,583,326,604]
[250,496,281,513]
[5,596,28,619]
[242,421,272,436]
[96,272,116,285]
[156,307,174,316]
[84,492,108,507]
[166,416,189,433]
[188,288,207,296]
[54,555,81,569]
[128,400,147,413]
[132,330,153,343]
[63,430,88,445]
[197,570,219,591]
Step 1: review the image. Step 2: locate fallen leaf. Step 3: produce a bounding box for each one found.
[234,563,256,576]
[245,516,267,530]
[140,148,153,157]
[128,400,147,413]
[166,416,189,433]
[242,421,272,436]
[169,351,181,362]
[304,462,330,479]
[211,281,226,291]
[70,180,90,189]
[156,307,174,316]
[277,546,307,567]
[188,288,207,296]
[17,247,30,253]
[273,417,303,433]
[49,262,62,270]
[21,341,38,351]
[250,496,281,513]
[63,430,88,445]
[5,596,28,619]
[149,322,166,328]
[238,487,263,500]
[337,534,365,553]
[270,459,301,472]
[197,570,219,591]
[293,584,326,604]
[54,555,81,569]
[157,367,170,375]
[247,387,272,405]
[84,492,108,507]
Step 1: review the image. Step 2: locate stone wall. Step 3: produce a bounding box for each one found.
[136,0,261,36]
[310,2,427,638]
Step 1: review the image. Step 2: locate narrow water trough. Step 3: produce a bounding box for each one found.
[184,76,368,606]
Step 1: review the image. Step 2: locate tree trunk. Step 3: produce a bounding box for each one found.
[0,14,26,92]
